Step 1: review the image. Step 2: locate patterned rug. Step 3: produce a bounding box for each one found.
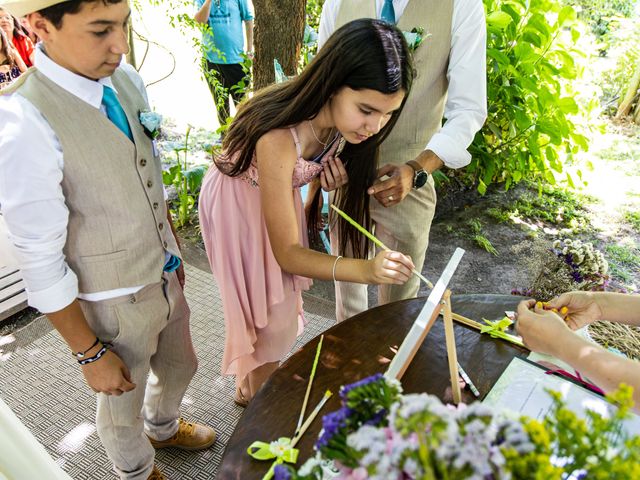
[0,263,336,479]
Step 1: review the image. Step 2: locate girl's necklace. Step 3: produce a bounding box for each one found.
[309,120,334,148]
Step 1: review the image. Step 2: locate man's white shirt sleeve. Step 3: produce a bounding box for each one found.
[427,0,487,169]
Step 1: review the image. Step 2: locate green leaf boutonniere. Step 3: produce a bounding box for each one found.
[403,27,429,52]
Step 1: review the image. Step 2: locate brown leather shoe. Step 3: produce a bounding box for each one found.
[148,418,216,451]
[147,465,166,480]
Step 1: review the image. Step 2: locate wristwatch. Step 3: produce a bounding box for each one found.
[406,160,429,189]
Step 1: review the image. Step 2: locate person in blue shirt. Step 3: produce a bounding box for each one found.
[194,0,253,125]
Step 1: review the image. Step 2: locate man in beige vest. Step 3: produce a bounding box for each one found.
[0,0,215,478]
[318,0,487,321]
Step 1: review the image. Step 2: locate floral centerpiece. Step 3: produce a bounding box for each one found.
[274,374,640,480]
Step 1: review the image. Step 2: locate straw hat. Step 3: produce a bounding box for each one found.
[1,0,67,18]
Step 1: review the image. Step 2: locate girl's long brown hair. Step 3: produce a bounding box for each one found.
[218,19,415,258]
[0,29,16,68]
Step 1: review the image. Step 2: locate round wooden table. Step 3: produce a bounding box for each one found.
[218,294,528,479]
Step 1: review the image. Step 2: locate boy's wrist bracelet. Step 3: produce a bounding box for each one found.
[77,344,110,366]
[72,337,100,359]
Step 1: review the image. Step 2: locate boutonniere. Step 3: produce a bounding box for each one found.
[139,110,163,140]
[403,27,429,52]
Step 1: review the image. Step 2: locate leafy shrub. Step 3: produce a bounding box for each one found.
[468,0,592,194]
[162,126,209,227]
[563,0,636,48]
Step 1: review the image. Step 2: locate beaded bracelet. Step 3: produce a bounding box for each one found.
[77,343,110,366]
[72,337,100,360]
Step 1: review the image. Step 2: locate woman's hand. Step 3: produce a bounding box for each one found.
[367,250,414,285]
[320,156,348,192]
[547,291,603,330]
[516,299,573,357]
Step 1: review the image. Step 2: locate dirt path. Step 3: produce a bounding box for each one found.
[422,120,640,299]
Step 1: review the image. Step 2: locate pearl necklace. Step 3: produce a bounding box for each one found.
[309,120,334,147]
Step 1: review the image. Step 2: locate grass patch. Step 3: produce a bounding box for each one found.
[605,243,640,284]
[467,219,498,255]
[624,210,640,233]
[488,184,593,233]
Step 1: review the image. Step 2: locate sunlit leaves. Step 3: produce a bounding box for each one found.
[470,0,591,193]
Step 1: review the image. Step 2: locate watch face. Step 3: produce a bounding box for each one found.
[415,171,429,189]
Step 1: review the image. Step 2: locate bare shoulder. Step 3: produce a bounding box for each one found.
[256,128,297,165]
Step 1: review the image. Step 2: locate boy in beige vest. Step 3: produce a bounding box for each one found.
[317,0,488,321]
[0,0,215,478]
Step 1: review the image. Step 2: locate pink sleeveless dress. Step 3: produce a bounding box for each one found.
[198,126,342,385]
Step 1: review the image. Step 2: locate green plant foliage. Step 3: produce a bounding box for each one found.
[470,0,592,194]
[624,210,640,233]
[468,219,499,255]
[162,126,209,227]
[597,22,640,115]
[605,243,640,283]
[563,0,636,53]
[305,0,324,31]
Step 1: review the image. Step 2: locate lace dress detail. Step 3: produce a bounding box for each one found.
[221,126,342,188]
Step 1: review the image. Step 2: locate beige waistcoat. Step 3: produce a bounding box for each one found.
[5,68,180,293]
[335,0,453,164]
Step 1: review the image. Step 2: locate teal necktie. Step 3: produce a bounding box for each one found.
[380,0,396,24]
[102,85,133,141]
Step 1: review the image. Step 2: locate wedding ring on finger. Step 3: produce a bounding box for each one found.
[388,195,394,202]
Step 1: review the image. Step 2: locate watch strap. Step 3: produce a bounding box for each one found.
[406,160,425,173]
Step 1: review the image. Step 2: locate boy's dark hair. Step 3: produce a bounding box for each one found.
[39,0,123,28]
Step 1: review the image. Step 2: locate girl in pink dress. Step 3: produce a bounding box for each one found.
[199,19,416,405]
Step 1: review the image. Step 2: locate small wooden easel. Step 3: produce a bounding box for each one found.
[385,248,465,404]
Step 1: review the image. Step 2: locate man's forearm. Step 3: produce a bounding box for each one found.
[244,20,254,53]
[414,149,444,174]
[194,0,212,24]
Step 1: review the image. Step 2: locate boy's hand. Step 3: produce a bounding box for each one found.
[81,350,136,396]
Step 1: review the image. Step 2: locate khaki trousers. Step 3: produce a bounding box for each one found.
[79,271,198,479]
[331,177,437,322]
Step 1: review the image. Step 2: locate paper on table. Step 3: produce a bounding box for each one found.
[483,357,640,437]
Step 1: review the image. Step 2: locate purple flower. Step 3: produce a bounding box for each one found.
[340,373,384,400]
[273,465,292,480]
[364,408,387,426]
[316,406,352,448]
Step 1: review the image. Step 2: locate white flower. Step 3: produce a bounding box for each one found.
[299,455,323,476]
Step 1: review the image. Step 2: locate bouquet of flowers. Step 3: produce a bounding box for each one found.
[514,238,609,301]
[274,374,640,480]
